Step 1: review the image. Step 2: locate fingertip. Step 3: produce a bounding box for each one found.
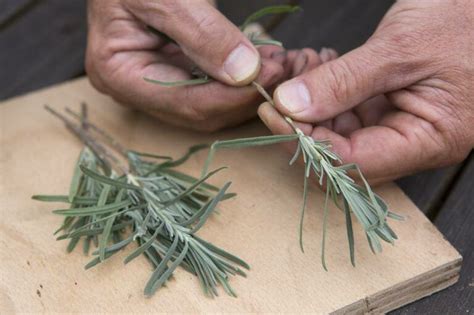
[223,43,261,86]
[257,101,272,124]
[292,51,309,77]
[303,49,323,73]
[258,101,313,135]
[273,79,313,120]
[258,101,293,135]
[320,47,339,63]
[293,48,322,75]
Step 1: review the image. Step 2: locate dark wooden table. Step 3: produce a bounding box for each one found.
[1,1,472,313]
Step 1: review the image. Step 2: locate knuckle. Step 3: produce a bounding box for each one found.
[419,126,467,167]
[150,0,209,31]
[443,127,471,164]
[367,27,435,76]
[403,117,450,167]
[127,0,187,30]
[187,15,229,59]
[323,59,358,104]
[85,47,112,94]
[433,103,473,165]
[154,0,183,19]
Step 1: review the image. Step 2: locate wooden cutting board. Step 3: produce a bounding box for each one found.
[0,78,462,314]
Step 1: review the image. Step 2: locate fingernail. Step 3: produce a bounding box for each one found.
[293,52,308,76]
[276,80,311,113]
[320,47,337,63]
[319,47,331,63]
[224,44,260,83]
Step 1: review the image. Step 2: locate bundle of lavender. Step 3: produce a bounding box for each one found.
[33,105,248,297]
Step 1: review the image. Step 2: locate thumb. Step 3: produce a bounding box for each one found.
[273,43,420,122]
[125,0,260,86]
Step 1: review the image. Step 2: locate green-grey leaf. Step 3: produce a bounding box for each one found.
[159,144,209,169]
[124,223,164,265]
[299,174,309,253]
[240,5,300,31]
[92,235,134,255]
[69,149,87,202]
[145,241,189,296]
[388,211,404,221]
[84,250,119,269]
[53,200,132,216]
[343,199,355,267]
[67,236,81,253]
[195,236,249,270]
[144,77,210,87]
[321,187,330,271]
[202,134,298,175]
[32,195,98,205]
[144,235,180,295]
[160,168,220,192]
[164,167,226,206]
[128,150,172,161]
[80,166,139,191]
[250,38,283,47]
[191,182,231,234]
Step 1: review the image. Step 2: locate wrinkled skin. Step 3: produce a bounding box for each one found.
[260,0,473,183]
[86,0,291,132]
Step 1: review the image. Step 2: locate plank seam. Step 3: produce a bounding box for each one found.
[0,0,43,31]
[429,152,472,220]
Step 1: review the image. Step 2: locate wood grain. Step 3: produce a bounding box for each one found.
[0,78,461,313]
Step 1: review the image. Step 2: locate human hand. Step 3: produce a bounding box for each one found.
[86,0,287,131]
[259,0,474,183]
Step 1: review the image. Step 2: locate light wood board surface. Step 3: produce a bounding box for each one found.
[0,78,461,314]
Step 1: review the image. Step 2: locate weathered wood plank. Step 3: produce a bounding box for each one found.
[393,154,474,314]
[0,0,86,100]
[271,0,394,53]
[396,165,463,217]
